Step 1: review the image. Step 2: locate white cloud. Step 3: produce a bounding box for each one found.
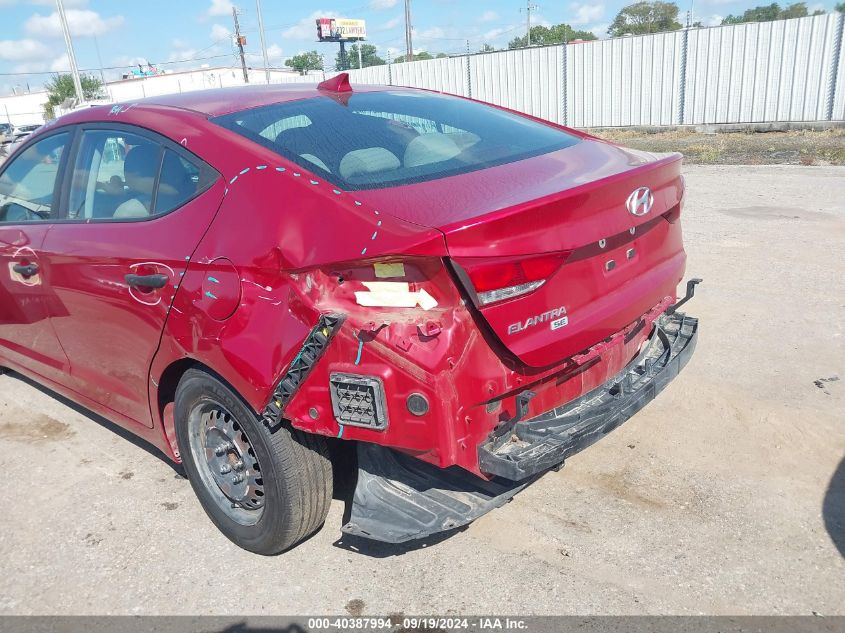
[382,45,401,60]
[49,53,69,72]
[480,10,499,22]
[210,23,231,41]
[378,16,401,30]
[369,0,397,9]
[706,14,724,25]
[587,23,608,37]
[530,12,552,27]
[207,0,233,17]
[266,44,284,62]
[482,25,515,41]
[112,55,150,68]
[24,9,124,39]
[570,2,605,25]
[417,26,445,39]
[167,47,198,63]
[283,10,337,40]
[0,38,53,61]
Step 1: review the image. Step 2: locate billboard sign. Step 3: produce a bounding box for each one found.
[316,18,367,41]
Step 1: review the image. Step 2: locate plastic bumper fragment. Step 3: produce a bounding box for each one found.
[478,311,699,481]
[261,313,345,427]
[341,442,534,543]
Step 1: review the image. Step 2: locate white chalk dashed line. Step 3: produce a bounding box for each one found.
[224,165,384,256]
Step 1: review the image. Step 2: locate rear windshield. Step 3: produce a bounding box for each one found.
[212,90,580,190]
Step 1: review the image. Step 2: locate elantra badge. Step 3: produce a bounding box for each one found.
[626,187,653,216]
[508,306,567,335]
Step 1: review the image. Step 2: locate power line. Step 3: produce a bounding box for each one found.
[0,53,233,77]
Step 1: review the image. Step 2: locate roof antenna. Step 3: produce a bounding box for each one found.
[317,72,352,93]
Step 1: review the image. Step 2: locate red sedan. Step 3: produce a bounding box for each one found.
[0,74,699,554]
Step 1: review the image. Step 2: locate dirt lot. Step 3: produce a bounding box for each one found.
[0,165,843,615]
[595,128,845,166]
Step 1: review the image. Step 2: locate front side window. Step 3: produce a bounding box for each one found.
[67,129,215,221]
[0,132,68,223]
[213,91,580,190]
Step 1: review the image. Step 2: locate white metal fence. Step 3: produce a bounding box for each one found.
[3,13,842,128]
[320,13,845,127]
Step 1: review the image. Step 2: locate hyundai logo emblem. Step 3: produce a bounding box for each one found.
[626,187,654,216]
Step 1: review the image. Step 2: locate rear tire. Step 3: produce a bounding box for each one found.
[174,368,332,554]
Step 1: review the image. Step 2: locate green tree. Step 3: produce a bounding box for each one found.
[285,50,323,74]
[44,73,104,119]
[508,23,597,48]
[479,43,496,52]
[721,2,816,23]
[393,50,441,63]
[836,2,845,11]
[607,1,683,36]
[336,43,385,70]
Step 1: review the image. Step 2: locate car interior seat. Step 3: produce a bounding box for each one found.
[113,145,159,218]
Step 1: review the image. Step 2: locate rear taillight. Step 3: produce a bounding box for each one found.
[455,253,568,306]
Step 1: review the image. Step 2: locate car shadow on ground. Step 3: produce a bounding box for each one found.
[212,624,307,633]
[4,370,480,557]
[2,370,185,477]
[823,457,845,558]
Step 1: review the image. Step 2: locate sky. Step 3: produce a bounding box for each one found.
[0,0,838,96]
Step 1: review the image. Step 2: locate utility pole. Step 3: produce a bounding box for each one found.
[232,6,249,84]
[404,0,414,62]
[256,0,270,84]
[93,36,106,87]
[521,1,539,47]
[339,41,347,70]
[55,0,84,104]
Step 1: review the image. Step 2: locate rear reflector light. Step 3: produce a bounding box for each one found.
[456,253,568,306]
[329,373,388,430]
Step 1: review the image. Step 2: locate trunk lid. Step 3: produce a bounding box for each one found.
[360,138,687,368]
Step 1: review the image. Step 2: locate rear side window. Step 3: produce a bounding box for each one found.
[212,91,579,190]
[157,149,204,215]
[66,129,217,221]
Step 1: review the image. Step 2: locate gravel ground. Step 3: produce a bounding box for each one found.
[594,128,845,166]
[0,165,843,616]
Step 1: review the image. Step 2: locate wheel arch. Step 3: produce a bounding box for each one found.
[153,357,263,462]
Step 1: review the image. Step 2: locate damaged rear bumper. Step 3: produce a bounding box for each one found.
[478,311,698,481]
[342,310,698,543]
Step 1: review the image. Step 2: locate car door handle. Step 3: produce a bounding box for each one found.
[13,263,38,276]
[125,273,169,289]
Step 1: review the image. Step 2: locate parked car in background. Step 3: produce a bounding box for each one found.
[0,123,12,146]
[11,124,42,143]
[0,74,700,554]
